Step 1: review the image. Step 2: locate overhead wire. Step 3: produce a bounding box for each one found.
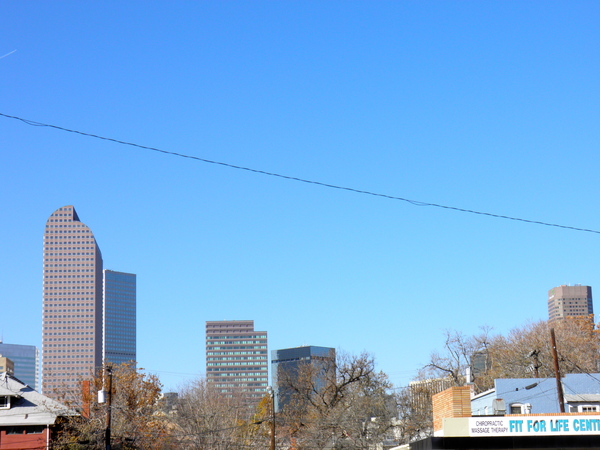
[2,112,600,235]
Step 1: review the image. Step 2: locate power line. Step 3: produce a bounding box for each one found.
[3,112,600,235]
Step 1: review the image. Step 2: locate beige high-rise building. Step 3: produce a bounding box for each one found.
[206,320,268,401]
[548,284,593,322]
[42,206,104,394]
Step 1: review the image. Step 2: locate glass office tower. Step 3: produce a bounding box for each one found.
[103,270,136,365]
[0,342,39,390]
[271,345,335,412]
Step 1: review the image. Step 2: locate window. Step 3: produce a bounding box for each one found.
[510,403,530,414]
[0,396,10,409]
[579,405,600,413]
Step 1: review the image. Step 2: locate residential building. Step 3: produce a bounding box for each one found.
[103,270,136,365]
[548,284,593,322]
[205,320,268,401]
[271,345,335,412]
[42,206,136,396]
[0,343,38,390]
[0,371,73,449]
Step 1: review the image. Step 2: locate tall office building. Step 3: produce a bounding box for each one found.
[103,270,136,365]
[42,206,104,394]
[271,345,335,412]
[42,206,136,395]
[0,342,39,390]
[548,284,593,322]
[206,320,268,401]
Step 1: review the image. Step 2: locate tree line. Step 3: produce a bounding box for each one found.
[52,315,600,448]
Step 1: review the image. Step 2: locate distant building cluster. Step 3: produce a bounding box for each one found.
[2,204,600,449]
[3,203,598,414]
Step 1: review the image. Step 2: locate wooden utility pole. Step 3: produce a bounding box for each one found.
[270,391,276,450]
[267,386,276,450]
[105,365,113,450]
[550,328,566,413]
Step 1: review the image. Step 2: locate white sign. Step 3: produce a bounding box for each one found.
[468,416,600,436]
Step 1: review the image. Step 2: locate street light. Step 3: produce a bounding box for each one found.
[266,386,275,450]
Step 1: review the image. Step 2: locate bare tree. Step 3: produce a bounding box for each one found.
[277,351,396,449]
[174,378,269,449]
[486,315,600,381]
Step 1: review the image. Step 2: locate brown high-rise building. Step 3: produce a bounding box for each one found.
[206,320,268,401]
[42,206,104,394]
[548,284,593,322]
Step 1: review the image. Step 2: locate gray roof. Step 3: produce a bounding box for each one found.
[0,372,75,426]
[565,394,600,402]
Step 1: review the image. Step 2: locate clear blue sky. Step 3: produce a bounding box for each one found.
[1,1,599,391]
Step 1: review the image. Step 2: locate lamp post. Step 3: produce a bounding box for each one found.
[266,386,275,450]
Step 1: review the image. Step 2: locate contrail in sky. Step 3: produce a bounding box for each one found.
[0,50,17,60]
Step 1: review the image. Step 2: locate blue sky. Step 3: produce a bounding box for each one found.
[1,1,599,391]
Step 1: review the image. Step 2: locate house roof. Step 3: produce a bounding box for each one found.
[0,372,75,426]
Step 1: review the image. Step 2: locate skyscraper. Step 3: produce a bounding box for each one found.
[0,342,39,390]
[103,270,136,365]
[42,206,136,395]
[42,206,104,394]
[205,320,268,401]
[271,345,335,412]
[548,284,593,322]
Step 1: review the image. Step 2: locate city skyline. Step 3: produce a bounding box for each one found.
[2,2,599,392]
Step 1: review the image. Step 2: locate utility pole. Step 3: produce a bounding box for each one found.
[105,365,113,450]
[550,328,566,413]
[267,386,276,450]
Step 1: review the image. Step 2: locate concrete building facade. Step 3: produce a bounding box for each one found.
[42,206,104,394]
[205,320,268,401]
[548,285,593,322]
[0,343,39,390]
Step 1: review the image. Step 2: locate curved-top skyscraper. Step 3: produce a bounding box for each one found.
[42,205,104,394]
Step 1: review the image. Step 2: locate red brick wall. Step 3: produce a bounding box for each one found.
[0,427,49,450]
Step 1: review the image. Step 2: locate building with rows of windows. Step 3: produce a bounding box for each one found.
[548,284,593,322]
[205,320,268,402]
[42,206,135,396]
